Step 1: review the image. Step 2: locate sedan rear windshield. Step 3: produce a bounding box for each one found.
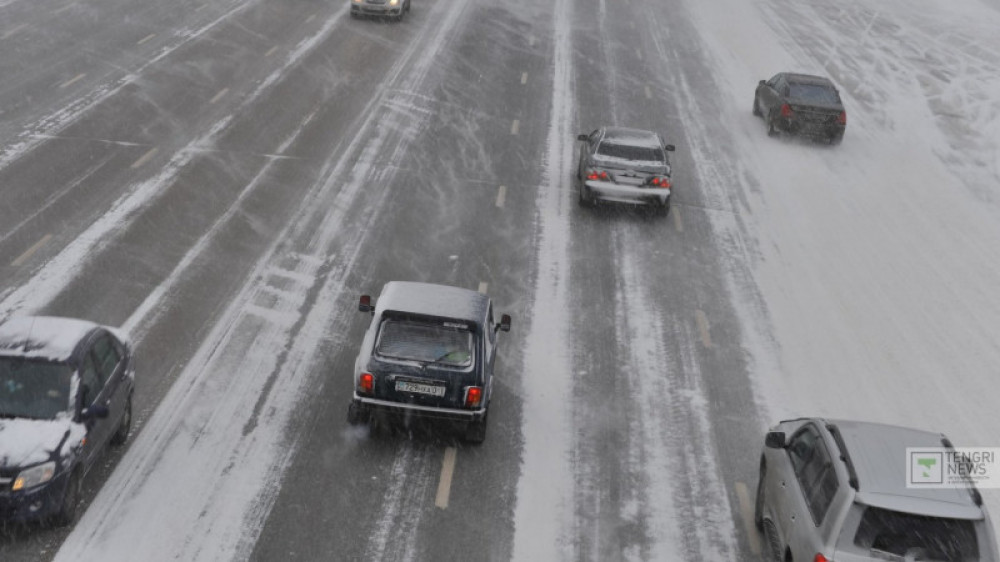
[596,141,665,163]
[0,358,73,420]
[788,83,841,105]
[854,506,979,560]
[375,320,474,367]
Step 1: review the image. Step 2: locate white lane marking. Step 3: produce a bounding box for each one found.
[59,73,86,89]
[695,309,713,349]
[478,281,488,294]
[264,45,278,57]
[434,447,457,509]
[673,205,683,232]
[528,36,536,46]
[53,3,75,14]
[734,482,763,555]
[194,3,208,10]
[496,185,506,208]
[137,33,156,45]
[521,72,528,85]
[306,14,316,23]
[11,234,52,267]
[2,23,28,39]
[511,119,520,135]
[130,147,159,169]
[636,48,643,60]
[645,85,652,99]
[209,87,229,104]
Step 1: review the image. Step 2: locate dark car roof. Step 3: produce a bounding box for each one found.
[782,72,836,87]
[375,282,489,326]
[827,419,985,518]
[0,316,99,362]
[601,127,661,148]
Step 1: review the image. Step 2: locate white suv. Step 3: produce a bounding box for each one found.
[755,418,999,562]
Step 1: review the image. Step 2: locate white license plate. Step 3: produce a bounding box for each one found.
[395,381,446,397]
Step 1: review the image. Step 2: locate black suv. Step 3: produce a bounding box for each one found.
[0,316,134,525]
[347,282,511,443]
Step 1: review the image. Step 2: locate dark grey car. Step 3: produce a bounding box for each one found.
[0,316,135,526]
[575,127,676,215]
[350,0,410,21]
[755,417,999,562]
[347,282,511,443]
[753,72,847,144]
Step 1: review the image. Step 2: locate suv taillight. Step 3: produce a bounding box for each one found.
[780,103,794,118]
[837,111,847,125]
[358,373,374,395]
[465,386,483,408]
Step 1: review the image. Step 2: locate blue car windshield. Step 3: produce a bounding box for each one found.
[788,83,841,105]
[0,358,73,420]
[375,320,474,367]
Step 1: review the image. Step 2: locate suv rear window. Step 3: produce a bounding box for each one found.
[788,83,840,105]
[854,506,979,560]
[375,320,473,367]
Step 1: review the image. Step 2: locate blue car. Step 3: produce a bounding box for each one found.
[0,316,135,526]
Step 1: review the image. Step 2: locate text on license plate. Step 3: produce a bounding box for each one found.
[395,381,446,397]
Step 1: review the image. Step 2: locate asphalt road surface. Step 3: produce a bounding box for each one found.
[2,0,997,559]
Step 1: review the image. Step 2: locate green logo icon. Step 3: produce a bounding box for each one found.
[917,457,937,478]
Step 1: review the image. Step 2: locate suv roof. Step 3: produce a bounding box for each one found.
[827,419,985,520]
[0,316,98,362]
[376,282,489,326]
[783,72,835,87]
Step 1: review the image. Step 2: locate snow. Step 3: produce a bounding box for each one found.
[681,0,1000,533]
[0,417,85,467]
[0,316,97,362]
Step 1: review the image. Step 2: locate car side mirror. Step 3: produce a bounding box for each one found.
[497,314,512,332]
[765,431,786,449]
[577,134,588,141]
[664,144,675,152]
[82,404,110,420]
[359,295,373,314]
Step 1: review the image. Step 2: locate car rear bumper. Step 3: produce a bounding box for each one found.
[353,394,486,422]
[584,180,670,205]
[775,118,844,139]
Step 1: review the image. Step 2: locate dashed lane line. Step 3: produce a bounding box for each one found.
[11,234,52,267]
[511,119,520,135]
[496,185,506,208]
[434,447,458,509]
[306,14,316,23]
[478,281,488,294]
[265,46,278,57]
[209,88,229,104]
[2,24,28,39]
[673,205,683,232]
[53,3,75,14]
[734,482,763,555]
[59,73,86,89]
[695,309,713,349]
[521,72,528,85]
[645,85,652,99]
[137,33,156,45]
[130,147,159,169]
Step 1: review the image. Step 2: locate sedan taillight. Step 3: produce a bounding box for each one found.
[814,554,831,562]
[358,373,374,395]
[648,176,671,189]
[464,386,483,408]
[837,111,847,125]
[586,169,610,181]
[780,103,794,118]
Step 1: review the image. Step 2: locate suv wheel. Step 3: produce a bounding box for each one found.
[767,112,779,137]
[347,401,369,425]
[762,519,783,562]
[110,395,132,446]
[52,470,82,527]
[465,413,488,444]
[754,459,765,530]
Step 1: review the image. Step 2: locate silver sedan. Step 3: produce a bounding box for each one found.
[575,126,676,215]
